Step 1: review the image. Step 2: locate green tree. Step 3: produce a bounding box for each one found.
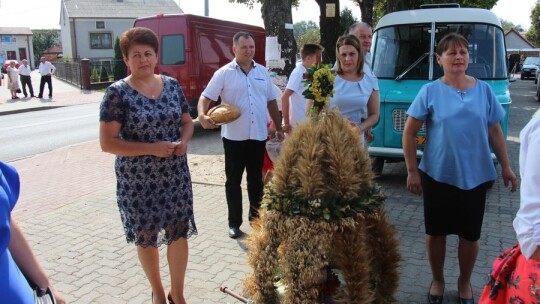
[113,37,127,80]
[340,7,359,35]
[100,65,109,82]
[531,2,540,48]
[366,0,499,25]
[297,28,321,51]
[294,21,320,51]
[500,19,524,33]
[231,0,341,65]
[293,20,319,42]
[31,29,60,66]
[90,67,100,82]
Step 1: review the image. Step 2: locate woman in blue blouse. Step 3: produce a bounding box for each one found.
[0,161,65,303]
[330,34,380,144]
[403,33,517,304]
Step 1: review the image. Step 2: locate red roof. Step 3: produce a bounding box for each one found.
[43,46,63,54]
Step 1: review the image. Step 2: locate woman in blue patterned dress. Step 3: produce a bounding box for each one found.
[99,27,197,304]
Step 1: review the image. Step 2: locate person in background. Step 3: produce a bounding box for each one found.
[7,60,20,100]
[37,57,55,99]
[18,59,35,98]
[311,34,379,144]
[281,43,323,134]
[479,112,540,303]
[99,27,196,304]
[402,33,517,304]
[0,161,66,304]
[197,31,284,239]
[348,22,374,72]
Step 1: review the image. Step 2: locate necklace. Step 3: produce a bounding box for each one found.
[128,76,161,99]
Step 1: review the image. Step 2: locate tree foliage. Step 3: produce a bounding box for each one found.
[529,1,540,48]
[293,21,319,42]
[31,29,60,66]
[113,37,127,80]
[297,28,321,51]
[500,19,524,33]
[365,0,499,27]
[294,21,320,50]
[340,7,359,35]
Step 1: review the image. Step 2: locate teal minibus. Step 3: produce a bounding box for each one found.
[368,4,510,174]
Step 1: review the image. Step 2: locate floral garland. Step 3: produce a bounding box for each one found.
[302,63,335,116]
[261,184,385,222]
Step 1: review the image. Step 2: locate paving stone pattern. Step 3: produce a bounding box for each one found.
[2,75,538,303]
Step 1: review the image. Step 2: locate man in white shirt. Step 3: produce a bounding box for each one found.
[281,44,323,133]
[37,57,56,99]
[348,22,374,76]
[197,32,283,239]
[18,59,35,98]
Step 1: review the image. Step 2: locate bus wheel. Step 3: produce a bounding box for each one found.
[371,157,384,178]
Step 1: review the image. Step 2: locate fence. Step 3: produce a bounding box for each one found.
[54,58,125,90]
[54,62,81,87]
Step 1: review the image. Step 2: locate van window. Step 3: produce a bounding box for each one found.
[372,23,507,80]
[161,35,185,65]
[199,35,235,64]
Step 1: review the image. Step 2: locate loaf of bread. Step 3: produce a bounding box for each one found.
[207,103,241,125]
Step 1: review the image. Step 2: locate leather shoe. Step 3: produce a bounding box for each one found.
[427,281,444,304]
[228,227,243,239]
[458,279,474,304]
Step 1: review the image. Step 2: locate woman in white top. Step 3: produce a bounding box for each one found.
[330,34,380,144]
[480,112,540,303]
[7,61,20,99]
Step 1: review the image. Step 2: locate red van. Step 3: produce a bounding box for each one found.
[134,14,266,117]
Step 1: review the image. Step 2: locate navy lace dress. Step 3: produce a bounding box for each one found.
[99,75,197,247]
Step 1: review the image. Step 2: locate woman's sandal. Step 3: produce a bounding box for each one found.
[457,278,474,304]
[167,293,175,304]
[427,281,444,304]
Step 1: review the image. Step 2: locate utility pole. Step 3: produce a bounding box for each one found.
[205,0,209,16]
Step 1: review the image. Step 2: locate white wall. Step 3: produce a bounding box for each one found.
[0,34,34,67]
[74,18,134,59]
[60,6,73,59]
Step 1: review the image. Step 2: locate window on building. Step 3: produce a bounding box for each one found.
[96,21,105,29]
[90,32,112,49]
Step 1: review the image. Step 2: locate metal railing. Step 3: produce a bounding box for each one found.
[54,59,125,89]
[54,62,82,87]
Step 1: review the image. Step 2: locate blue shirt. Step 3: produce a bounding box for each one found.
[407,79,505,190]
[0,162,33,304]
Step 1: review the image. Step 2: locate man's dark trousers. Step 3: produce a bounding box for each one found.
[38,75,52,97]
[223,138,266,228]
[20,75,34,97]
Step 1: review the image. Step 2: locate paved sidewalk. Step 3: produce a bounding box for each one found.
[0,70,103,115]
[2,75,537,303]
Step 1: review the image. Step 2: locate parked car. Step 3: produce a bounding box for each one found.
[536,72,540,102]
[1,60,19,73]
[520,57,540,80]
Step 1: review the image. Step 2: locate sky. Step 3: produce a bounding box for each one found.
[0,0,536,31]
